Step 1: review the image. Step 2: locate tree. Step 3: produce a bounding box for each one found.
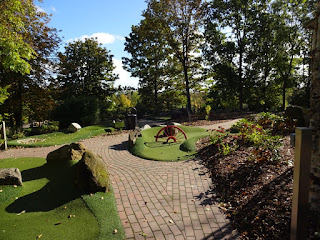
[123,20,167,113]
[124,0,191,115]
[0,3,61,130]
[306,1,320,210]
[57,38,118,100]
[271,0,315,110]
[156,0,204,116]
[203,0,314,111]
[204,0,260,110]
[0,0,37,74]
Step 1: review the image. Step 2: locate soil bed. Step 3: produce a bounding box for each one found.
[196,135,320,239]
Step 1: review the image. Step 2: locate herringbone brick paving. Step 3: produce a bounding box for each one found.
[0,120,240,239]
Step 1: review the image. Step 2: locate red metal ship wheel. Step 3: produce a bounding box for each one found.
[155,125,187,143]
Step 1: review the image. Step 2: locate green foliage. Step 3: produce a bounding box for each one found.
[52,97,101,128]
[25,121,60,136]
[210,117,284,163]
[204,105,211,120]
[58,38,117,100]
[0,0,37,74]
[255,112,296,135]
[0,2,60,130]
[209,127,239,156]
[124,0,204,115]
[203,0,315,111]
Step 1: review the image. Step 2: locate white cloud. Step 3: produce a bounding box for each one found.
[68,33,124,45]
[113,59,138,88]
[35,5,46,13]
[35,5,56,14]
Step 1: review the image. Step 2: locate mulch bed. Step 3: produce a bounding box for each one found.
[196,135,320,239]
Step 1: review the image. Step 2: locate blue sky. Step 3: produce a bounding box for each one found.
[37,0,148,88]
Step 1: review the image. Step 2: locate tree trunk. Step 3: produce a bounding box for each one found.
[14,78,24,132]
[308,13,320,210]
[184,63,192,119]
[282,76,286,111]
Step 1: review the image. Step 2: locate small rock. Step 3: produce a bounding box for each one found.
[68,123,81,133]
[0,168,22,186]
[141,124,151,130]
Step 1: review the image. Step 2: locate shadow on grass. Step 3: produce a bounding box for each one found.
[144,141,180,148]
[6,162,81,213]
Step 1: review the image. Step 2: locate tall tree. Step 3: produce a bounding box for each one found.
[204,0,315,111]
[0,3,61,130]
[123,0,186,115]
[123,17,169,113]
[57,38,118,100]
[156,0,204,116]
[204,0,257,110]
[271,0,314,110]
[0,0,37,74]
[306,1,320,211]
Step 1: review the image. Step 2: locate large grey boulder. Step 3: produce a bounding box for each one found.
[76,150,109,193]
[0,168,22,186]
[46,142,87,163]
[68,123,81,133]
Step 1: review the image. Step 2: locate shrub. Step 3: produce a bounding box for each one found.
[52,97,101,128]
[256,112,295,135]
[25,121,60,136]
[209,127,239,156]
[209,118,283,163]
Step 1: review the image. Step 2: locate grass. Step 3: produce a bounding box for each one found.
[0,157,125,240]
[8,125,114,148]
[131,125,208,161]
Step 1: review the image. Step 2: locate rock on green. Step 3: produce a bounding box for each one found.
[46,142,87,163]
[76,151,109,193]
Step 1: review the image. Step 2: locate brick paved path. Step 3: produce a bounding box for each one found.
[0,120,240,240]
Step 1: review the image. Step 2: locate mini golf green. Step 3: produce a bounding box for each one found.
[131,125,208,161]
[8,125,114,148]
[0,157,125,240]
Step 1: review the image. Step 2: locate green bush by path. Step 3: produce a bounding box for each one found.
[0,157,125,240]
[7,125,114,148]
[131,125,208,161]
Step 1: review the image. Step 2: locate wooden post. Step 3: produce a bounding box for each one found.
[2,121,7,150]
[291,127,312,240]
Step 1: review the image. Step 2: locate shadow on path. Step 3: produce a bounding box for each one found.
[109,141,128,151]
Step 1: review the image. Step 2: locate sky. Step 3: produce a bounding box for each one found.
[37,0,148,88]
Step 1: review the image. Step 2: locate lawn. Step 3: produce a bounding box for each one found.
[131,125,208,161]
[0,157,125,240]
[7,125,114,148]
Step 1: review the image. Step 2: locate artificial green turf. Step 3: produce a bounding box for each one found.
[0,157,125,240]
[131,125,208,161]
[7,126,114,148]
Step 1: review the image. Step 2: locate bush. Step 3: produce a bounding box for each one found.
[209,118,282,163]
[52,97,101,128]
[27,121,60,136]
[256,112,295,135]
